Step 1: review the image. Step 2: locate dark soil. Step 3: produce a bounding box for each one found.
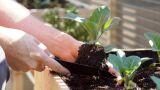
[133,64,160,89]
[61,44,117,90]
[54,45,160,89]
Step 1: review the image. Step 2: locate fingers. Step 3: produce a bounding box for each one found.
[31,42,70,75]
[38,46,70,75]
[34,63,45,72]
[42,55,70,75]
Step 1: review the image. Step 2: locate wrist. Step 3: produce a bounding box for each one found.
[71,40,83,58]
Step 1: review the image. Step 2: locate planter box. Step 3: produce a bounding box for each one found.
[56,49,158,90]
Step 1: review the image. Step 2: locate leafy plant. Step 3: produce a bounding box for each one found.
[108,49,149,89]
[144,32,160,60]
[150,76,160,90]
[64,6,120,43]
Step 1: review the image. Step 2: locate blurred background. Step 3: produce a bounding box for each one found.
[7,0,160,90]
[16,0,160,49]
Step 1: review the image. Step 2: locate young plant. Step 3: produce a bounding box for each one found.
[64,6,120,43]
[108,49,148,89]
[150,76,160,90]
[144,32,160,62]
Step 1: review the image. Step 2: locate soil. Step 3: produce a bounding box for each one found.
[53,45,160,89]
[61,44,117,90]
[133,64,160,89]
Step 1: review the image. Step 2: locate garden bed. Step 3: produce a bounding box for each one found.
[57,49,159,90]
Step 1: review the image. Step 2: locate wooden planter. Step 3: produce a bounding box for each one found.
[34,69,69,90]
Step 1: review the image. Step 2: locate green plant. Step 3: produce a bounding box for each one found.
[150,76,160,90]
[144,32,160,89]
[64,6,120,43]
[108,49,149,89]
[144,32,160,61]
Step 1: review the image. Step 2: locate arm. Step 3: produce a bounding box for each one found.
[0,0,82,62]
[0,26,70,74]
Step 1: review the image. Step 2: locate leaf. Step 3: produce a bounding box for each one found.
[123,56,141,75]
[103,17,120,31]
[64,13,85,23]
[82,20,98,41]
[103,17,113,31]
[108,54,123,73]
[88,5,110,37]
[63,6,117,43]
[150,76,160,90]
[141,57,152,63]
[89,6,110,29]
[108,51,142,77]
[144,32,160,51]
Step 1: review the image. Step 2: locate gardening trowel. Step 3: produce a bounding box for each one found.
[55,58,116,78]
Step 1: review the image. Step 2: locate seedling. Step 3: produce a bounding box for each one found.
[64,6,120,44]
[108,49,149,89]
[144,32,160,62]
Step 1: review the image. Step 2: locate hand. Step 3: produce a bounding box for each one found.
[40,29,83,62]
[0,27,70,75]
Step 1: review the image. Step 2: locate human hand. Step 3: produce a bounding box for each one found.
[0,27,70,75]
[40,29,83,62]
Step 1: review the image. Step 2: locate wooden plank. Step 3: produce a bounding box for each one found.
[34,69,69,90]
[12,71,24,90]
[109,0,119,44]
[112,0,160,49]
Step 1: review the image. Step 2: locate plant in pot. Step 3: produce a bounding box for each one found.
[108,49,150,89]
[59,6,121,89]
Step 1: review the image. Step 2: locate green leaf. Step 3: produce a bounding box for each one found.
[108,50,142,77]
[88,5,110,38]
[64,13,85,23]
[103,17,113,30]
[89,6,110,29]
[150,76,160,90]
[144,32,160,51]
[141,57,152,63]
[82,20,98,41]
[108,54,123,73]
[122,56,141,75]
[63,6,119,43]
